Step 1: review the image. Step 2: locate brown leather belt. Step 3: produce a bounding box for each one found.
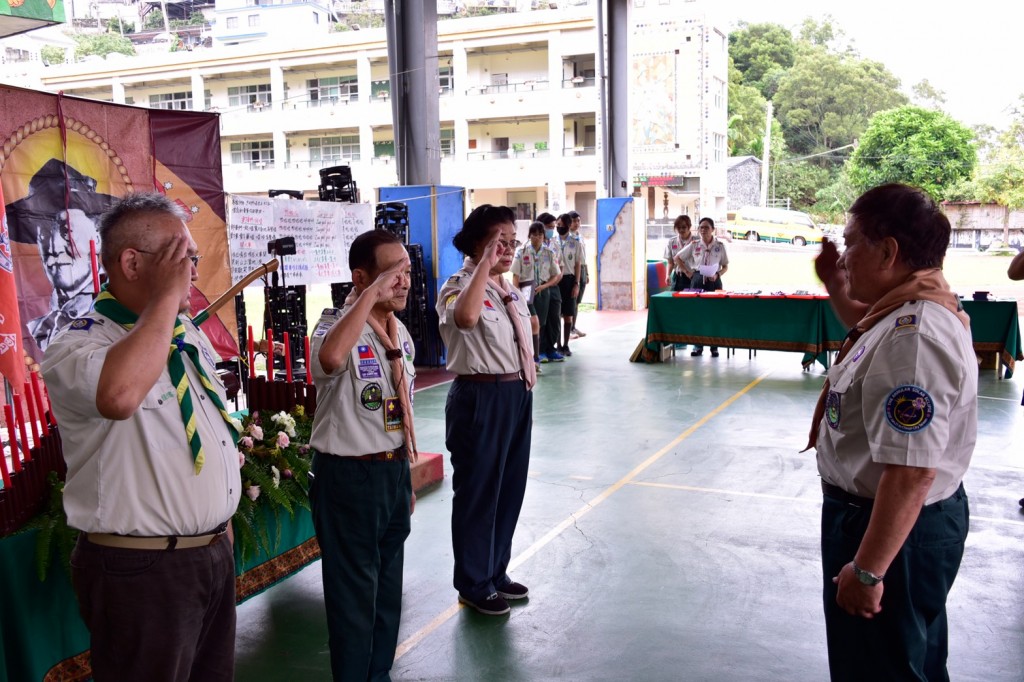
[821,481,874,507]
[456,371,523,383]
[86,522,229,550]
[348,445,408,463]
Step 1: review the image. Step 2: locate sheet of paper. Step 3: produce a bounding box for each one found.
[698,264,718,277]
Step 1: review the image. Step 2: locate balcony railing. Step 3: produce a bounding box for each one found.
[563,146,596,157]
[562,76,596,88]
[246,101,272,113]
[284,156,361,169]
[466,148,550,161]
[465,79,550,96]
[287,96,358,110]
[371,155,395,165]
[231,160,276,170]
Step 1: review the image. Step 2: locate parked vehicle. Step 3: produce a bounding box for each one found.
[727,206,823,246]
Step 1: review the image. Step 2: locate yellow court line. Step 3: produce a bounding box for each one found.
[394,369,772,661]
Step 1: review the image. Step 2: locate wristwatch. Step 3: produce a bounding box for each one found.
[851,561,884,586]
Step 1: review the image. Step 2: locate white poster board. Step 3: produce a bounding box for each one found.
[227,195,373,284]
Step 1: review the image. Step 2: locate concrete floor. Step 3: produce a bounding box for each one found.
[234,314,1024,681]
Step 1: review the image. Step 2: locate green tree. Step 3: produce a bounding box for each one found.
[73,33,136,60]
[769,159,832,211]
[729,22,796,99]
[847,105,976,199]
[971,95,1024,244]
[40,45,66,65]
[144,9,165,30]
[812,169,858,221]
[911,79,946,109]
[727,58,770,156]
[774,46,907,157]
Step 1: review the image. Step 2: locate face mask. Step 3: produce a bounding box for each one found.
[545,229,555,239]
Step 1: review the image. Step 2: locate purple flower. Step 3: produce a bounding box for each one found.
[239,436,254,449]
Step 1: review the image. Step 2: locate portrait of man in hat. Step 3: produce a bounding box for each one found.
[6,158,116,353]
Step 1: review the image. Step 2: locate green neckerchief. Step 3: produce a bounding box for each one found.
[93,286,239,475]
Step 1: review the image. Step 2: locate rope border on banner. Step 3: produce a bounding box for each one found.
[0,115,135,191]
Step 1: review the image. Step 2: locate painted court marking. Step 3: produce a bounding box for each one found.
[394,370,773,660]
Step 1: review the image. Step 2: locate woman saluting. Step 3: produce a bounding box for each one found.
[437,204,537,616]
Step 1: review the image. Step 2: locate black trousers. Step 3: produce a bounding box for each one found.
[310,453,411,682]
[71,533,237,682]
[445,377,533,600]
[821,484,969,682]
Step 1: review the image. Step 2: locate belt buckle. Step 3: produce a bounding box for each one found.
[385,450,395,461]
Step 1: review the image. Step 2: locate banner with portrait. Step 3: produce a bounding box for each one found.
[0,85,238,364]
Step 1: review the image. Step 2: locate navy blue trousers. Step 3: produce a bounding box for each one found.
[821,484,969,682]
[310,453,411,682]
[445,377,533,600]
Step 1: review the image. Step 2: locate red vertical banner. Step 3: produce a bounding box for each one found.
[0,183,26,390]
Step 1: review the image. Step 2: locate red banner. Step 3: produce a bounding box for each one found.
[0,182,26,389]
[0,85,238,362]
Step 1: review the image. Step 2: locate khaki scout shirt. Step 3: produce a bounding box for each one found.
[816,301,977,505]
[41,313,241,536]
[510,243,559,286]
[437,259,531,375]
[677,237,729,274]
[308,306,415,457]
[555,236,582,276]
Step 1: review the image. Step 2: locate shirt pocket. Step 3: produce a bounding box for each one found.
[823,364,855,431]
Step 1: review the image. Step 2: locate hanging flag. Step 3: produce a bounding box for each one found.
[0,183,26,389]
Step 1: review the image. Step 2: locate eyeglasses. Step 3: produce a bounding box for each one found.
[135,249,202,268]
[497,239,519,249]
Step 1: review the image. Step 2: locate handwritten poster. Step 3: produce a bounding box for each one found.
[227,196,373,284]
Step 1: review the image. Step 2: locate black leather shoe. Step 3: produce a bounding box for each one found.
[496,581,529,600]
[691,350,703,356]
[458,593,510,616]
[710,349,720,358]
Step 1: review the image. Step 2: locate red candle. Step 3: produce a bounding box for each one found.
[89,239,100,295]
[1,404,16,482]
[30,372,49,437]
[283,332,292,382]
[304,335,311,382]
[247,325,256,379]
[23,383,40,446]
[13,393,31,463]
[42,384,57,427]
[266,328,274,382]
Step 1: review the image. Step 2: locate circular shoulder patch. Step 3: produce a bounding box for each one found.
[825,390,841,429]
[360,383,383,411]
[885,385,934,433]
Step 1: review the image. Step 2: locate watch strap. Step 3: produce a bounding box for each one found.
[852,561,884,586]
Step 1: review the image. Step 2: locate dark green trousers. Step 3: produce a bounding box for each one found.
[821,484,969,682]
[310,453,411,682]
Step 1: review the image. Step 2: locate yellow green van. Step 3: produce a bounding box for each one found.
[728,207,823,246]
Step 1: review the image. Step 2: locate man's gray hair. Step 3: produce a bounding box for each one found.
[98,193,188,270]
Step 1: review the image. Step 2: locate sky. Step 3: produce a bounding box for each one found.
[717,0,1024,131]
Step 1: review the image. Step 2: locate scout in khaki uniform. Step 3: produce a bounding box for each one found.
[664,214,695,291]
[42,193,241,682]
[308,229,417,681]
[511,221,562,366]
[810,183,976,681]
[437,204,536,617]
[676,217,729,357]
[554,218,582,355]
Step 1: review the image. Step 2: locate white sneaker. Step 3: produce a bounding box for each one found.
[571,327,586,338]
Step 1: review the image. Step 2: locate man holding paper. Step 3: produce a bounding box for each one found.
[675,217,729,356]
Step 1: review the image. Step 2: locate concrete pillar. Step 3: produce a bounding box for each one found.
[190,70,205,111]
[111,78,126,104]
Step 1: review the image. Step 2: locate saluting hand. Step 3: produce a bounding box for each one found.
[149,233,194,303]
[481,237,504,272]
[367,259,410,303]
[815,237,842,288]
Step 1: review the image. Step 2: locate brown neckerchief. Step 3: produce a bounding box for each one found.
[805,268,970,451]
[461,257,537,391]
[366,312,418,461]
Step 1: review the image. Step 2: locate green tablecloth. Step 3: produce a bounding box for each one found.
[642,293,836,368]
[640,293,1023,376]
[1,507,318,682]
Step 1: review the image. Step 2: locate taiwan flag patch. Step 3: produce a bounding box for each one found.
[357,345,381,379]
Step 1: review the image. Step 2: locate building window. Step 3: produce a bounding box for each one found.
[714,77,725,110]
[313,12,319,24]
[439,65,454,95]
[713,133,725,163]
[230,140,274,167]
[248,14,260,27]
[440,128,454,157]
[149,91,192,111]
[309,135,360,163]
[228,84,272,108]
[226,16,238,29]
[307,76,358,105]
[374,140,395,157]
